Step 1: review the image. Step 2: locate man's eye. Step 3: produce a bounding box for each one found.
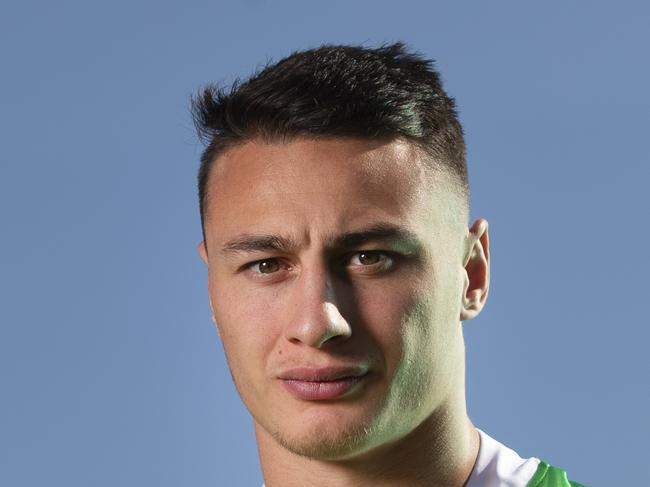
[252,258,281,274]
[348,251,392,268]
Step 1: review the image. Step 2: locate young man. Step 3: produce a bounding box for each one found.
[193,43,584,487]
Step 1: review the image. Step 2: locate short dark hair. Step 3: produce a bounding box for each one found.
[192,42,468,239]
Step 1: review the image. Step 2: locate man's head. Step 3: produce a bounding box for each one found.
[193,43,489,462]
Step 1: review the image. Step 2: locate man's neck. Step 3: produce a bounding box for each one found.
[257,404,480,487]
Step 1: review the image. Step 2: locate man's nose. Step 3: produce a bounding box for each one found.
[283,268,352,348]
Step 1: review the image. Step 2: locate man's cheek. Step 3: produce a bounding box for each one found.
[219,332,263,404]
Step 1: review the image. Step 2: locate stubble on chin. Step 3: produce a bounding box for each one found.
[263,412,384,462]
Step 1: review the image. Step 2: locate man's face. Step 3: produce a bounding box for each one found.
[200,137,474,460]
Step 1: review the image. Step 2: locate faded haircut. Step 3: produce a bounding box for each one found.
[192,42,469,239]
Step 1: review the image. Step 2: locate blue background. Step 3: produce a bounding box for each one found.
[1,1,648,485]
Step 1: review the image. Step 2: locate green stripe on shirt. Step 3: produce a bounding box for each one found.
[526,461,586,487]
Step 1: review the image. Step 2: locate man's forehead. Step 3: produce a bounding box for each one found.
[202,137,467,248]
[209,136,429,187]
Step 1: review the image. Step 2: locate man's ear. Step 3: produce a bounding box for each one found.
[460,218,490,321]
[198,240,208,265]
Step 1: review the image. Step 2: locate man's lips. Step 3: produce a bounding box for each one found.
[278,365,369,381]
[278,366,370,400]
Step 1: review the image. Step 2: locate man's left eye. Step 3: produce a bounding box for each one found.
[347,251,392,269]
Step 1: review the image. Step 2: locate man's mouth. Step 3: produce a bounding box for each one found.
[278,366,370,401]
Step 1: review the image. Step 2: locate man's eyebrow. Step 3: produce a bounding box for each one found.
[220,234,299,255]
[333,223,421,251]
[219,223,421,256]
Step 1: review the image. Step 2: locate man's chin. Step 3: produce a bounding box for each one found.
[266,416,381,461]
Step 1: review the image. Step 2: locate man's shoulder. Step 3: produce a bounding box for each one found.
[471,429,585,487]
[526,460,586,487]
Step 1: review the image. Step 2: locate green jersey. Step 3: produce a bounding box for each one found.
[527,460,585,487]
[465,428,584,487]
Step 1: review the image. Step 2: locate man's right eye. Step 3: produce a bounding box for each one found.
[238,257,292,281]
[254,258,281,274]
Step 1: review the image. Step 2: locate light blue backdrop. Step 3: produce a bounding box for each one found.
[1,1,647,485]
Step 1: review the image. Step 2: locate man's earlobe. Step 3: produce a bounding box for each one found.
[198,240,208,265]
[460,219,490,321]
